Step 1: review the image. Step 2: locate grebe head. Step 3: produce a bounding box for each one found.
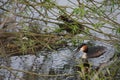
[76,43,88,59]
[77,43,88,52]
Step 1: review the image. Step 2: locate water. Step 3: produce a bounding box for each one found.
[87,41,115,66]
[0,40,115,80]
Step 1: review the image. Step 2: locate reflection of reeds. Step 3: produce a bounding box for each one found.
[75,56,120,80]
[0,55,119,80]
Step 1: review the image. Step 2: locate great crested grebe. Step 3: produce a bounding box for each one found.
[76,43,107,59]
[74,43,107,73]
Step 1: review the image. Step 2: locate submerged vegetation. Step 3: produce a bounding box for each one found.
[0,0,120,80]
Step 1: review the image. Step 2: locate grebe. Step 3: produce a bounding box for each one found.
[73,43,107,73]
[76,43,107,59]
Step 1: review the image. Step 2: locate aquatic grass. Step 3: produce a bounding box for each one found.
[73,56,120,80]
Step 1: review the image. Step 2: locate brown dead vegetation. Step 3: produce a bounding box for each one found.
[0,31,72,57]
